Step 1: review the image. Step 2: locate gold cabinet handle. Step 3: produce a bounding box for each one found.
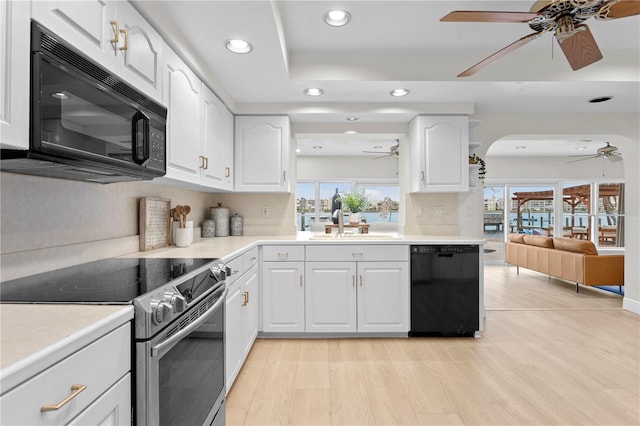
[109,21,119,44]
[225,167,230,177]
[203,156,209,170]
[41,384,87,412]
[250,256,257,261]
[421,171,425,182]
[359,275,363,286]
[277,252,288,258]
[352,275,355,286]
[246,291,250,305]
[119,28,128,51]
[299,275,303,286]
[242,291,248,306]
[199,155,206,169]
[283,170,286,181]
[352,252,363,257]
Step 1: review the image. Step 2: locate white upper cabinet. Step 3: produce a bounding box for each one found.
[31,0,162,102]
[235,116,291,192]
[0,0,30,149]
[409,115,469,192]
[162,47,202,185]
[202,85,234,190]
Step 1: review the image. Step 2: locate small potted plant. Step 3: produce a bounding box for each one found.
[469,154,486,183]
[343,188,368,224]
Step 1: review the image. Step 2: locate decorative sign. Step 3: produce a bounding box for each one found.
[139,197,171,251]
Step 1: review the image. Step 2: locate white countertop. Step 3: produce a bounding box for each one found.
[0,304,133,393]
[127,232,484,261]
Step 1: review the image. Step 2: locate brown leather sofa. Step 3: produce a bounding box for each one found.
[505,234,624,292]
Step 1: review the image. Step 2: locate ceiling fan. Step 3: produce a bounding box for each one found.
[362,139,400,159]
[567,141,622,163]
[441,0,640,77]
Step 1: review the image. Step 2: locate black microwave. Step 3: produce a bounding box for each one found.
[0,21,167,184]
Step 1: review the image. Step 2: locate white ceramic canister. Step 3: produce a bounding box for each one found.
[230,213,243,236]
[209,203,229,237]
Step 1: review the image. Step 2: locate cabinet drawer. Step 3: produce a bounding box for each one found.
[225,255,244,284]
[262,245,305,262]
[0,324,130,426]
[246,247,259,269]
[306,245,408,262]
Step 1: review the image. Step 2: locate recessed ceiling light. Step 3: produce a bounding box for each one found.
[515,145,527,150]
[344,130,358,134]
[296,148,301,153]
[390,89,409,97]
[588,96,612,103]
[51,91,69,100]
[346,117,358,121]
[313,145,322,149]
[225,39,253,54]
[304,88,324,96]
[324,9,351,27]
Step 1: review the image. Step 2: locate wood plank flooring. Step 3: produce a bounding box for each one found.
[226,264,640,425]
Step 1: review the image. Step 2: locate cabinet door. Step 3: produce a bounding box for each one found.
[305,262,357,333]
[261,262,304,332]
[234,116,290,192]
[114,1,163,101]
[31,0,115,67]
[0,0,29,149]
[242,266,259,355]
[225,282,244,390]
[67,374,131,426]
[202,85,234,190]
[357,262,409,333]
[162,47,202,185]
[410,115,469,192]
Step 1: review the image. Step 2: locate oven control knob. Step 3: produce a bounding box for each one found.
[165,292,187,313]
[151,300,173,324]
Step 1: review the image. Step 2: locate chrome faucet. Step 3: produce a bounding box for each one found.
[333,208,344,235]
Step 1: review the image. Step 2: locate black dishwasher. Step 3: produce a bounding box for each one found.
[410,245,479,337]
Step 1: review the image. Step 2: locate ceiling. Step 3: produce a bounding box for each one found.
[132,0,640,156]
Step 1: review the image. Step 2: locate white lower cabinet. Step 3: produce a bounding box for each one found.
[0,323,131,426]
[224,248,259,391]
[261,261,305,333]
[305,261,409,333]
[304,245,409,334]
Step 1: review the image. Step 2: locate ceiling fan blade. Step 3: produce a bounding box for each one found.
[458,32,540,77]
[440,11,539,22]
[362,150,387,154]
[607,153,623,162]
[567,155,600,163]
[599,0,640,19]
[558,25,603,71]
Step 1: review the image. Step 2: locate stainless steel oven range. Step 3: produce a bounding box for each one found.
[0,257,228,426]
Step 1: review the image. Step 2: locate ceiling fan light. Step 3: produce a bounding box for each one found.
[324,9,351,26]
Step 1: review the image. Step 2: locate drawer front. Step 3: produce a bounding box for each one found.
[0,324,130,426]
[306,245,408,262]
[246,247,259,269]
[225,255,244,284]
[262,245,305,262]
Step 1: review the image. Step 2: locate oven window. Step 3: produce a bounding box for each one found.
[158,304,224,426]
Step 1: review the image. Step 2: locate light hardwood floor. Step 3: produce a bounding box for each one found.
[226,264,640,425]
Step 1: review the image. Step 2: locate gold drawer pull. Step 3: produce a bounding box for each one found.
[352,252,363,257]
[41,384,87,412]
[109,21,119,44]
[277,252,288,257]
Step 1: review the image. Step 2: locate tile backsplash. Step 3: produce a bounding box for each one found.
[0,173,296,279]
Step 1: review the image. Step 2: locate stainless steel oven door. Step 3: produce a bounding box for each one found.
[136,286,227,426]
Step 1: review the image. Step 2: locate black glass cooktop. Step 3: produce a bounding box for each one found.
[0,258,217,304]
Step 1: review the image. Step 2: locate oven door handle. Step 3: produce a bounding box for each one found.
[151,287,227,358]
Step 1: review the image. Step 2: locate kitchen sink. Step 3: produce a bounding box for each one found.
[309,232,402,240]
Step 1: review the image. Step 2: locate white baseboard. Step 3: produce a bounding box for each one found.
[623,297,640,315]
